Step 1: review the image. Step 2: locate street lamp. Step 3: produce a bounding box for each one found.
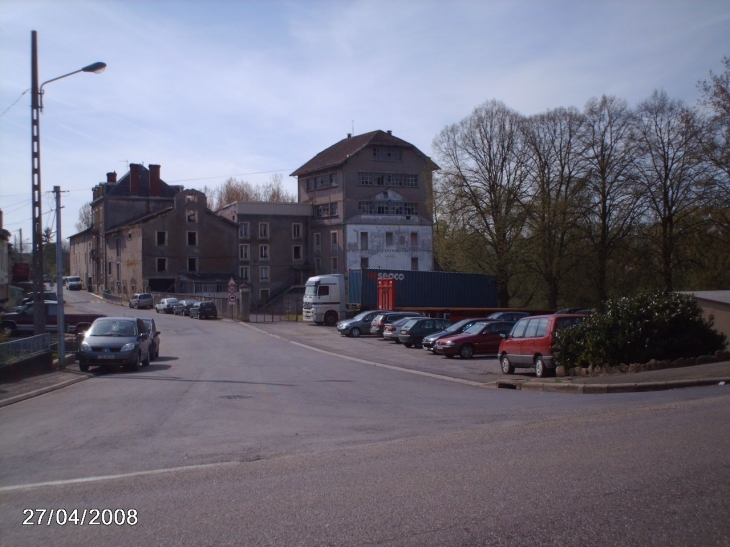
[30,30,106,335]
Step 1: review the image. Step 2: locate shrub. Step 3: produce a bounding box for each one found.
[554,291,727,368]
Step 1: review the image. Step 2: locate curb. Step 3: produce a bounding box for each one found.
[0,371,92,408]
[496,377,730,394]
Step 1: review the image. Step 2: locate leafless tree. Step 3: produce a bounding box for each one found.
[432,100,529,306]
[205,173,296,210]
[522,107,588,308]
[580,95,641,302]
[75,202,93,233]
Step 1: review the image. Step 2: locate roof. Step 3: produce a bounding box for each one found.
[291,130,428,176]
[681,291,730,306]
[100,165,181,199]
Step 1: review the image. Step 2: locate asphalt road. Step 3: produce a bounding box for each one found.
[1,292,729,546]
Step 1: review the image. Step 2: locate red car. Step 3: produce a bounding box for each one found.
[434,321,515,359]
[498,314,586,377]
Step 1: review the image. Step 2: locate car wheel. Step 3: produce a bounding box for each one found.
[128,303,133,308]
[156,308,159,313]
[324,311,338,327]
[142,350,150,367]
[459,344,474,359]
[350,327,361,338]
[403,342,412,348]
[535,356,549,378]
[414,338,423,349]
[79,361,89,372]
[500,354,515,374]
[129,353,141,372]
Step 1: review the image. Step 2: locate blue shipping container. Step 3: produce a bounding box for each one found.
[348,269,497,309]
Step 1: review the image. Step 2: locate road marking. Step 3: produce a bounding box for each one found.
[0,461,241,493]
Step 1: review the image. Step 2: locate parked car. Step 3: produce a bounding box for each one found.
[422,318,491,352]
[66,276,83,290]
[485,311,530,322]
[383,316,421,343]
[189,301,217,319]
[43,274,52,284]
[398,317,453,348]
[337,310,388,337]
[498,314,586,377]
[370,311,422,337]
[20,291,58,306]
[155,298,179,314]
[77,317,151,372]
[139,317,161,361]
[435,321,515,358]
[173,299,199,316]
[129,293,154,309]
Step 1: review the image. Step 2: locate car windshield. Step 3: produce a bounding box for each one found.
[402,319,419,329]
[463,322,488,334]
[89,320,136,337]
[445,319,476,333]
[353,311,374,321]
[141,319,153,329]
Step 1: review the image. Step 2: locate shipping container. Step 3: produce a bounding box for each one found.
[348,269,498,310]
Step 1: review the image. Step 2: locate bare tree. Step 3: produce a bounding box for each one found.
[634,90,709,292]
[522,107,588,308]
[581,95,641,302]
[75,202,93,233]
[259,173,296,203]
[204,174,296,210]
[432,100,529,306]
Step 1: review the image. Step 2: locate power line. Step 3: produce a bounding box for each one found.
[0,89,30,119]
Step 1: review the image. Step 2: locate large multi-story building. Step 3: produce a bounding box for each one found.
[290,130,438,277]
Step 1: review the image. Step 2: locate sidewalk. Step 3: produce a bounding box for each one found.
[2,322,729,407]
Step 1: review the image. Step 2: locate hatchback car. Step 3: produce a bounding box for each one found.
[77,317,151,372]
[155,298,179,314]
[139,317,161,361]
[435,321,515,358]
[383,316,420,343]
[485,311,530,322]
[173,299,199,316]
[498,314,586,377]
[20,291,58,306]
[370,311,422,337]
[129,293,154,309]
[337,310,387,337]
[421,317,489,352]
[189,301,217,319]
[398,317,453,348]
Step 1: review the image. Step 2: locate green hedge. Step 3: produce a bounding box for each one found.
[553,292,727,368]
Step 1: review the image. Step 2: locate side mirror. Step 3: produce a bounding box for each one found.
[155,331,161,336]
[501,333,509,339]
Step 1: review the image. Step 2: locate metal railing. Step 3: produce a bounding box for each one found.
[0,333,51,365]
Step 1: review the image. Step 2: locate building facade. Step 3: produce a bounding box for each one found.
[290,130,438,278]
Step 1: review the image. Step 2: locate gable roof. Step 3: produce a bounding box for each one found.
[102,165,180,198]
[291,130,424,177]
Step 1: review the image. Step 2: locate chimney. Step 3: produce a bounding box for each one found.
[130,164,140,196]
[347,133,351,138]
[149,164,161,197]
[106,171,117,183]
[386,130,392,135]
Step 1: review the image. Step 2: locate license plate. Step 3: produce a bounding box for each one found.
[97,354,116,359]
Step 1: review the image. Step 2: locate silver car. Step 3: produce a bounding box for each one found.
[155,297,179,314]
[337,310,387,337]
[77,317,151,372]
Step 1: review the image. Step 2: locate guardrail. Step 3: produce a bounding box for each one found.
[0,333,51,365]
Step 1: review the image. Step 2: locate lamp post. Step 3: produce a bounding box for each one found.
[30,30,106,335]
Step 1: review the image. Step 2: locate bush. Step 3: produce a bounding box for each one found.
[554,291,727,368]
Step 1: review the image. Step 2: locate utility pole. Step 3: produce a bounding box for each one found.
[31,30,45,334]
[54,186,66,368]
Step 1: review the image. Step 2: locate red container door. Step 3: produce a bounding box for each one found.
[378,278,396,310]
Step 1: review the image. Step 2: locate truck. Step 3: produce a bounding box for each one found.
[1,302,105,336]
[303,269,499,326]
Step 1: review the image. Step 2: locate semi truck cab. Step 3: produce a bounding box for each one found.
[303,274,346,326]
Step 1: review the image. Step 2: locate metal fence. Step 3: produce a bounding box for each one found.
[0,333,51,365]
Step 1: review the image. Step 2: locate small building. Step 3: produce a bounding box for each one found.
[684,291,730,342]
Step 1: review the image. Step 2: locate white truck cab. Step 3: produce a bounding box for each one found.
[303,274,346,326]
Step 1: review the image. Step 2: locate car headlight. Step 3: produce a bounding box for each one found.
[121,342,136,352]
[444,341,455,346]
[80,342,91,351]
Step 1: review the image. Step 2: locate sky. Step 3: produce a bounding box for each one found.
[1,0,729,252]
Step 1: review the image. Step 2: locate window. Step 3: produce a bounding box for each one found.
[329,173,338,187]
[156,231,167,245]
[411,257,419,270]
[386,232,394,246]
[359,172,373,186]
[360,256,369,269]
[239,222,249,239]
[404,174,418,187]
[306,178,314,191]
[314,233,321,252]
[259,222,269,239]
[331,231,338,251]
[372,147,403,162]
[331,257,338,273]
[239,244,250,260]
[187,231,198,246]
[358,201,374,214]
[315,204,330,218]
[386,173,403,186]
[188,258,197,272]
[186,210,197,223]
[292,223,302,239]
[186,194,198,202]
[240,266,249,280]
[157,258,167,272]
[317,175,328,189]
[259,266,270,281]
[315,257,322,273]
[293,245,302,261]
[259,244,269,260]
[330,203,338,217]
[116,238,121,256]
[360,232,369,250]
[410,232,418,247]
[260,289,270,302]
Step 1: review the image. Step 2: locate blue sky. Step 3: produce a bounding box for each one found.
[1,0,728,248]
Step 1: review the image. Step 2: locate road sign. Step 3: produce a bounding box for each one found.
[228,294,237,304]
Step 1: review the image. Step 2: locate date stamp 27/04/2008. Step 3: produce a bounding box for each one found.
[22,508,138,526]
